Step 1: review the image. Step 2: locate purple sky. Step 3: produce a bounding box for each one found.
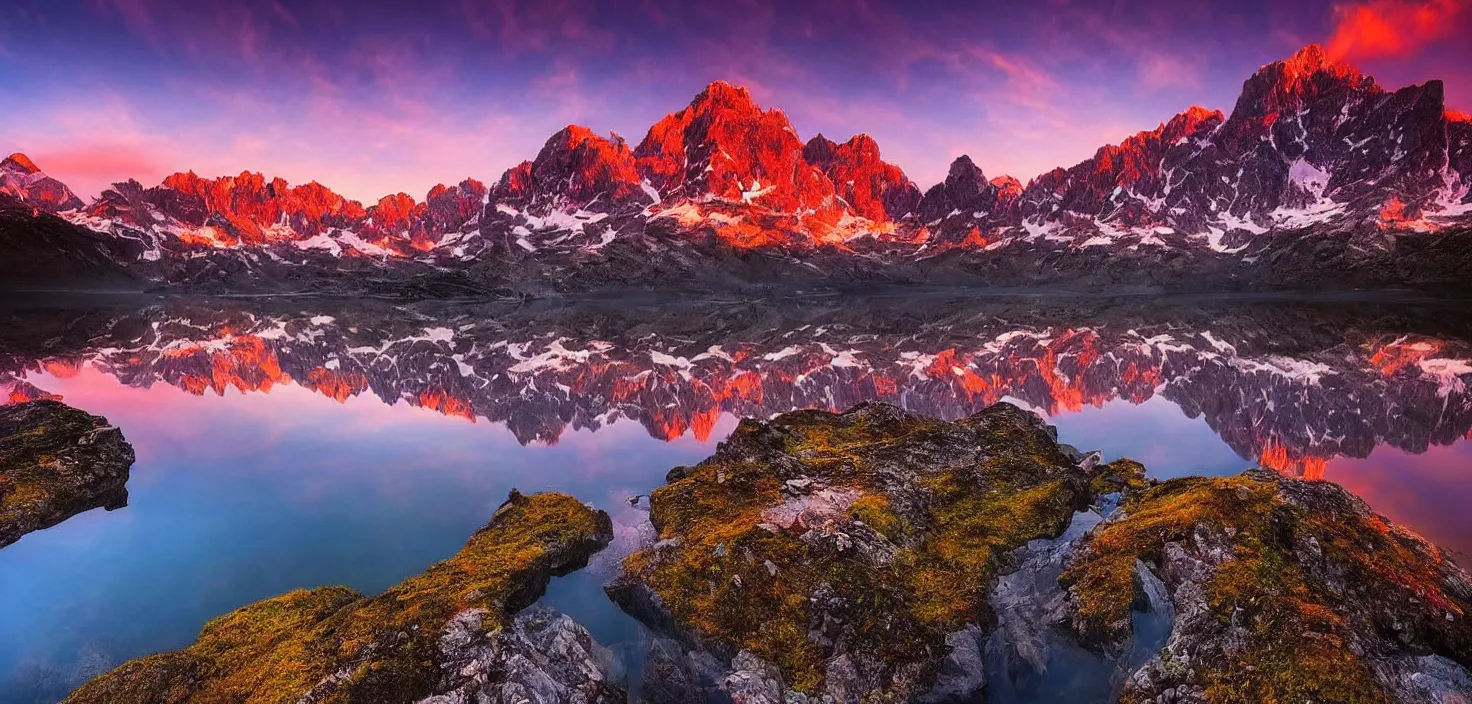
[1,0,1469,202]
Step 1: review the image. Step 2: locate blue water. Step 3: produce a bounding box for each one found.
[2,305,1470,702]
[0,371,730,702]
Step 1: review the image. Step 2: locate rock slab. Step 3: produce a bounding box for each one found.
[0,399,134,549]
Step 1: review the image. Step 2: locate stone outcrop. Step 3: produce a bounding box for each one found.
[63,491,619,703]
[1061,469,1472,703]
[607,402,1096,702]
[607,399,1472,702]
[0,399,134,549]
[419,607,624,704]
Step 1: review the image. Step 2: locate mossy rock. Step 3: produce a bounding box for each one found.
[0,399,134,549]
[1062,469,1472,703]
[64,491,614,704]
[609,401,1097,700]
[1089,458,1150,500]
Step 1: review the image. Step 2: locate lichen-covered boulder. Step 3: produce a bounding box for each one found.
[608,402,1094,702]
[419,606,624,704]
[64,491,619,704]
[1061,469,1472,704]
[0,399,134,549]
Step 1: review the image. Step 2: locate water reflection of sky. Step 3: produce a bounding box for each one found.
[0,368,733,703]
[1,364,1469,702]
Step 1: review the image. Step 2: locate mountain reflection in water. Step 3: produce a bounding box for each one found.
[6,293,1471,477]
[0,291,1469,703]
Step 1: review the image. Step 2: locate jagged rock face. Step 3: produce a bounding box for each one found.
[637,638,732,704]
[1199,43,1456,227]
[634,81,837,215]
[0,154,84,212]
[83,172,484,256]
[803,134,921,221]
[77,174,481,260]
[7,45,1472,293]
[64,491,617,704]
[494,160,534,202]
[362,192,423,244]
[473,128,651,258]
[0,400,135,549]
[523,126,645,211]
[1018,44,1471,243]
[1016,107,1224,229]
[916,156,1025,247]
[420,607,625,704]
[1061,470,1472,704]
[1448,113,1472,202]
[86,178,201,229]
[607,402,1093,702]
[156,171,370,244]
[413,178,487,250]
[919,155,1021,223]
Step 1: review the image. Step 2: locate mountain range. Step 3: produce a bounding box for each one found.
[4,295,1470,484]
[3,44,1471,295]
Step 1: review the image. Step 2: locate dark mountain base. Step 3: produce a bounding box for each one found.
[0,203,143,293]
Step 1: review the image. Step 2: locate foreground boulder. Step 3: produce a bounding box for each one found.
[1061,469,1472,703]
[0,399,134,548]
[64,491,621,704]
[607,402,1096,701]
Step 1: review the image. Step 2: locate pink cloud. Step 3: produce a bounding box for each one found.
[26,144,168,187]
[14,0,1402,207]
[1135,50,1205,92]
[1326,0,1467,60]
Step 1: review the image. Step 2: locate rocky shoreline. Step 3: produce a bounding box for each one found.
[604,402,1097,702]
[64,490,618,704]
[56,403,1472,703]
[1063,470,1472,703]
[0,399,135,549]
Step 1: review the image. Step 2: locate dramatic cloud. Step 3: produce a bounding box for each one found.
[0,0,1465,201]
[1326,0,1466,60]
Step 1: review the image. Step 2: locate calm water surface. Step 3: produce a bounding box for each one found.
[1,293,1469,703]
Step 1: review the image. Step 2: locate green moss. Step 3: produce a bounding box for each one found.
[1,400,134,548]
[65,492,611,704]
[905,479,1078,626]
[1089,458,1150,499]
[849,494,901,541]
[1064,473,1472,704]
[1060,476,1246,642]
[622,403,1087,696]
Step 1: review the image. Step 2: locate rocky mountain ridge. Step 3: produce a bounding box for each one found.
[3,44,1471,293]
[0,154,83,213]
[4,295,1470,487]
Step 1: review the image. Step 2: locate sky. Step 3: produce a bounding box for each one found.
[1,0,1469,203]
